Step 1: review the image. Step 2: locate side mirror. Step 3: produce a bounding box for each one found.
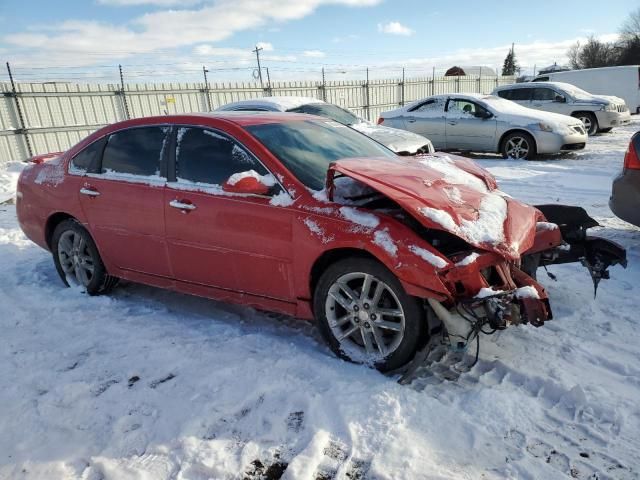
[222,171,271,195]
[476,110,493,119]
[554,95,566,103]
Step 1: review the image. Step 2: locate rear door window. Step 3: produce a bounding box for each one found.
[101,127,169,177]
[496,90,512,100]
[174,127,269,186]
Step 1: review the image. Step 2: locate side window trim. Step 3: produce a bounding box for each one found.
[169,124,289,198]
[408,99,435,113]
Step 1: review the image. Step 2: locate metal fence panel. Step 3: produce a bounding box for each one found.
[0,75,516,163]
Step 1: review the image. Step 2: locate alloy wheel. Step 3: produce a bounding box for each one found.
[57,230,95,287]
[505,136,530,159]
[325,272,405,361]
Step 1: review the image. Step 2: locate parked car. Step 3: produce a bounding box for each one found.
[217,96,434,155]
[16,113,625,372]
[532,66,640,115]
[493,82,631,135]
[610,131,640,227]
[378,93,587,160]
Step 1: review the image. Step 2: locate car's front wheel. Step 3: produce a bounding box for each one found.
[501,131,536,160]
[572,112,598,136]
[313,257,427,372]
[52,219,118,295]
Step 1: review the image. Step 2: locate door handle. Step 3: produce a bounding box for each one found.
[80,187,100,197]
[448,121,458,125]
[533,103,542,107]
[407,118,416,123]
[169,199,196,211]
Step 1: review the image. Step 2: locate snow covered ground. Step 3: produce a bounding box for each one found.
[1,120,639,480]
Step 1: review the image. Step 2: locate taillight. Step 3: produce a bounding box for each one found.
[623,134,640,170]
[377,117,384,125]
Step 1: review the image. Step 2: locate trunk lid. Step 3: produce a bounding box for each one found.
[327,153,540,259]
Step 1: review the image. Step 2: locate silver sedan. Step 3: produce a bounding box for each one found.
[379,93,588,160]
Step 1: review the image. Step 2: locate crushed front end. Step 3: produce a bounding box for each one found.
[422,204,626,355]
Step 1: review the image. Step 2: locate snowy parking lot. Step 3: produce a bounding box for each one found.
[1,120,639,480]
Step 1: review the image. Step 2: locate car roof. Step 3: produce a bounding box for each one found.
[100,111,320,131]
[218,96,326,112]
[495,81,575,90]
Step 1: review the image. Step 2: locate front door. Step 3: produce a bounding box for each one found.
[77,125,172,278]
[164,126,295,301]
[445,99,497,151]
[531,87,566,114]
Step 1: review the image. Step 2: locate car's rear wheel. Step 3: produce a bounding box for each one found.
[599,127,613,133]
[52,219,118,295]
[572,112,598,136]
[313,257,426,372]
[501,132,536,160]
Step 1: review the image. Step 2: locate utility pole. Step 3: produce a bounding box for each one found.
[252,45,264,89]
[321,67,326,101]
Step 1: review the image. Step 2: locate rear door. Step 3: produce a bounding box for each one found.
[400,98,447,148]
[445,99,497,151]
[76,126,171,278]
[164,126,295,300]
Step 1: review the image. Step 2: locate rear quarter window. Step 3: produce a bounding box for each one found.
[69,137,106,174]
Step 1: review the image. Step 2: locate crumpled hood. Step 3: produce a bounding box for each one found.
[350,122,434,154]
[327,153,540,259]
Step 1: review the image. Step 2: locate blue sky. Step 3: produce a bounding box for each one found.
[0,0,637,82]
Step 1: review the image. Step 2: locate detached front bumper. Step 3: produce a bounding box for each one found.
[534,130,587,154]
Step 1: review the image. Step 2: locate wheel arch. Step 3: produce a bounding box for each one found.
[45,212,78,250]
[498,129,537,156]
[309,248,380,300]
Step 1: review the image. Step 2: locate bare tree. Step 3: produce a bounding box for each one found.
[567,36,618,69]
[618,7,640,65]
[567,41,581,69]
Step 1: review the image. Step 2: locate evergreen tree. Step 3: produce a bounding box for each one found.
[502,46,519,76]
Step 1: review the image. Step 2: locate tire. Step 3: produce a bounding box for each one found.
[598,127,613,133]
[572,112,598,136]
[501,131,536,160]
[51,219,118,295]
[313,257,427,372]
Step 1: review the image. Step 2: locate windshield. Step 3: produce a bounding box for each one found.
[246,119,396,190]
[287,103,362,126]
[554,83,592,99]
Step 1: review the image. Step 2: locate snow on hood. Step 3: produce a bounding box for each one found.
[350,122,434,154]
[327,153,539,259]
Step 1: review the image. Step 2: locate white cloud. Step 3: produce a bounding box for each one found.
[377,21,413,36]
[256,42,274,52]
[97,0,201,6]
[3,0,381,66]
[303,50,326,58]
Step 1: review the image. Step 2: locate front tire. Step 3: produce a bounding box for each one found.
[313,257,427,372]
[572,112,598,136]
[501,132,536,160]
[52,219,118,295]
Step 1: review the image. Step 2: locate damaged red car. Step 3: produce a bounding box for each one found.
[16,113,626,372]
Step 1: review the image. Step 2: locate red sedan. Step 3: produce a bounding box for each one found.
[16,113,626,372]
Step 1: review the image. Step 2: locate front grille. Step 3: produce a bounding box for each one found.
[572,125,585,135]
[617,104,628,113]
